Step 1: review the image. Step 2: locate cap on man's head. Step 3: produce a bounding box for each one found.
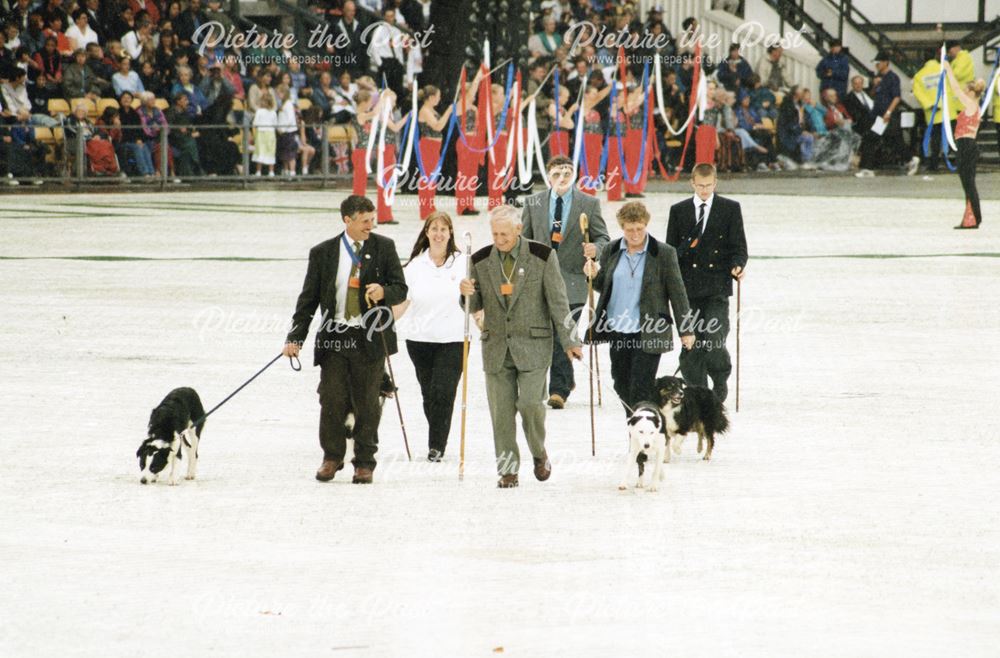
[873,50,891,62]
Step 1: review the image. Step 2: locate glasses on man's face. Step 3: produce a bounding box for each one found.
[693,182,715,190]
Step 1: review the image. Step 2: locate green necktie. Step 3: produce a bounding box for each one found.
[346,241,361,320]
[501,251,515,281]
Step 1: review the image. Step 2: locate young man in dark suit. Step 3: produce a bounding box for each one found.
[665,163,748,403]
[282,195,408,484]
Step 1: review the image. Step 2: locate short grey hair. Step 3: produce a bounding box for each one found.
[489,204,521,228]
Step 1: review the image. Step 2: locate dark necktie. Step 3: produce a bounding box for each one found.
[697,202,706,235]
[346,241,361,320]
[551,195,563,249]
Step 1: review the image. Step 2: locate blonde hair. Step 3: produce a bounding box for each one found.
[258,91,275,109]
[616,201,650,227]
[968,78,986,98]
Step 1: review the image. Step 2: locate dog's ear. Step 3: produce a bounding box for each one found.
[136,446,142,458]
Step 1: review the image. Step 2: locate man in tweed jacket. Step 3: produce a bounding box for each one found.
[460,205,583,488]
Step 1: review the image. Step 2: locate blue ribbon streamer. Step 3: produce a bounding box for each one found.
[612,62,651,185]
[456,62,517,154]
[922,62,956,172]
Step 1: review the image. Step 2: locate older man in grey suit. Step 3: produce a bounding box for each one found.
[521,155,609,410]
[460,205,583,488]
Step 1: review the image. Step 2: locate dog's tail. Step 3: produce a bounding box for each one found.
[713,398,730,435]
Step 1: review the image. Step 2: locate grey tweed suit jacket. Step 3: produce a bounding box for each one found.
[464,238,581,375]
[520,189,609,306]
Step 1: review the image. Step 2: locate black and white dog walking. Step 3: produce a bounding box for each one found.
[137,387,206,485]
[655,376,729,461]
[619,402,669,491]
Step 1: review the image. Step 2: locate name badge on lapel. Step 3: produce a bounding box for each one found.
[551,232,563,244]
[349,276,361,289]
[500,282,513,296]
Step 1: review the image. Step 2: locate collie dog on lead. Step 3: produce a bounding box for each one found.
[137,387,205,485]
[655,376,729,461]
[619,403,668,491]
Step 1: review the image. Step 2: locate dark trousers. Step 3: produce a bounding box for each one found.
[549,303,582,399]
[317,329,385,469]
[679,295,732,402]
[609,332,662,414]
[378,58,406,101]
[406,340,464,453]
[957,137,981,225]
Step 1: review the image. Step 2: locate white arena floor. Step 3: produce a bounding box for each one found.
[1,188,998,657]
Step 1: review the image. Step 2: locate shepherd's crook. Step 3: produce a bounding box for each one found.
[459,232,473,480]
[581,212,596,457]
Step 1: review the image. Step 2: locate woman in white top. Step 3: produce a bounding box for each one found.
[65,11,99,52]
[398,211,468,461]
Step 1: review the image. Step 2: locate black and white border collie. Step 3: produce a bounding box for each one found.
[619,402,668,491]
[654,376,729,461]
[137,387,205,485]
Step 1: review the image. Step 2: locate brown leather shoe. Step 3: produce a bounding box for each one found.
[533,453,551,481]
[315,459,343,482]
[547,394,565,409]
[497,474,519,488]
[352,466,374,484]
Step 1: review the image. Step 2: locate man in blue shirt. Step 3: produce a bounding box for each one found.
[584,202,693,412]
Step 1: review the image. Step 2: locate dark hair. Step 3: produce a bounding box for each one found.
[407,211,459,262]
[829,38,842,48]
[546,155,573,171]
[691,162,716,179]
[340,195,375,218]
[681,17,696,30]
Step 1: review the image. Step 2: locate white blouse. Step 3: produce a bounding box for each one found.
[400,250,468,343]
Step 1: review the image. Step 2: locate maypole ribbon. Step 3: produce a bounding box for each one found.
[612,61,651,186]
[457,62,516,156]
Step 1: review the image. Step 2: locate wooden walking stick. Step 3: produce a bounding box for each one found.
[580,212,596,457]
[580,213,603,404]
[459,232,473,480]
[735,278,741,413]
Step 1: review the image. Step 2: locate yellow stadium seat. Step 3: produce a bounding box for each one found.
[154,98,169,111]
[232,97,245,112]
[48,98,71,116]
[297,97,312,111]
[96,98,121,115]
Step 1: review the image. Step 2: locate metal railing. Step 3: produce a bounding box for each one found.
[2,120,357,189]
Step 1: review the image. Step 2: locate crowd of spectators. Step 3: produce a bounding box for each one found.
[0,0,429,181]
[0,0,991,183]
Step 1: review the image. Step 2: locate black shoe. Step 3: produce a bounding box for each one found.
[625,193,645,198]
[427,449,444,462]
[379,220,400,225]
[459,209,480,215]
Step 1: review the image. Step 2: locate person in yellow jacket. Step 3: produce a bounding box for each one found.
[947,41,974,116]
[913,51,948,171]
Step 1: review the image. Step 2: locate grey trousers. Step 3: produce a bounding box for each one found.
[484,349,548,476]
